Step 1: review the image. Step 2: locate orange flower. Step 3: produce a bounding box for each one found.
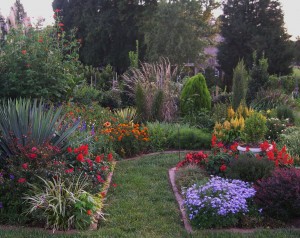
[86,209,92,215]
[103,121,111,127]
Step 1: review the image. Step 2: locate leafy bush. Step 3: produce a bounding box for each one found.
[72,83,101,106]
[279,127,300,160]
[0,25,83,101]
[211,102,229,123]
[169,126,211,150]
[206,152,232,177]
[243,112,267,144]
[113,107,137,123]
[227,153,275,182]
[276,105,295,123]
[146,122,174,152]
[254,168,300,220]
[181,109,215,131]
[266,75,296,95]
[266,118,288,142]
[180,73,211,116]
[23,175,102,231]
[184,177,257,228]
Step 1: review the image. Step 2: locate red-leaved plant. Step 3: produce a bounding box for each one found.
[254,168,300,220]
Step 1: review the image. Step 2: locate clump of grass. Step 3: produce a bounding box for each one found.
[175,164,208,193]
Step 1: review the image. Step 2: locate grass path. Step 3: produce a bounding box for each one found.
[1,153,300,237]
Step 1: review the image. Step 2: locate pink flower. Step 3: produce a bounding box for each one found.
[28,153,37,159]
[22,163,28,170]
[18,178,26,183]
[31,147,37,152]
[107,153,113,161]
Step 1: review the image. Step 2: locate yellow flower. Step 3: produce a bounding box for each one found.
[223,120,231,130]
[227,107,235,119]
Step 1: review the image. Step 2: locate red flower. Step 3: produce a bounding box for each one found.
[107,153,113,161]
[230,142,238,152]
[86,209,92,215]
[21,50,27,55]
[18,178,26,183]
[95,155,102,163]
[65,168,74,174]
[96,175,104,183]
[267,151,275,160]
[246,146,250,152]
[260,141,270,151]
[31,147,37,152]
[219,164,227,172]
[28,153,37,159]
[76,153,85,162]
[100,192,106,198]
[22,163,28,170]
[217,142,224,149]
[58,22,64,27]
[67,147,73,153]
[211,134,217,147]
[38,38,43,43]
[54,9,61,13]
[112,183,117,188]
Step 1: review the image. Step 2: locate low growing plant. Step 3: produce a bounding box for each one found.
[184,176,257,228]
[254,168,300,221]
[227,153,275,183]
[23,174,102,231]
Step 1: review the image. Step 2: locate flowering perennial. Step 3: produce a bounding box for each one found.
[184,177,256,225]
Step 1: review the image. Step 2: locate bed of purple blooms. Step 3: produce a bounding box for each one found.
[176,135,300,229]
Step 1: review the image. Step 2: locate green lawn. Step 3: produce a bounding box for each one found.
[1,153,300,238]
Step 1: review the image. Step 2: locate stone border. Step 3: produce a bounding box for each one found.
[90,161,117,230]
[168,167,193,234]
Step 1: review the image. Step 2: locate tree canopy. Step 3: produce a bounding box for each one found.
[52,0,157,72]
[218,0,293,86]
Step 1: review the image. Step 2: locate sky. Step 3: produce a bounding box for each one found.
[0,0,300,40]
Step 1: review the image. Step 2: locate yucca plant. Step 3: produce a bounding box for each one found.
[0,98,80,159]
[114,107,137,123]
[23,174,102,231]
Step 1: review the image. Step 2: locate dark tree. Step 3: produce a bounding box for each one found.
[218,0,293,87]
[52,0,157,73]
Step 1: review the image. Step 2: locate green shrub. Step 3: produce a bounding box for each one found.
[180,73,211,116]
[211,102,229,123]
[100,89,122,109]
[206,152,232,177]
[243,112,267,144]
[279,127,300,162]
[266,118,288,142]
[276,105,295,123]
[227,153,275,183]
[169,126,211,150]
[72,84,101,106]
[254,168,300,220]
[146,122,174,152]
[181,109,215,131]
[266,75,296,94]
[147,122,211,151]
[0,26,83,101]
[232,60,248,110]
